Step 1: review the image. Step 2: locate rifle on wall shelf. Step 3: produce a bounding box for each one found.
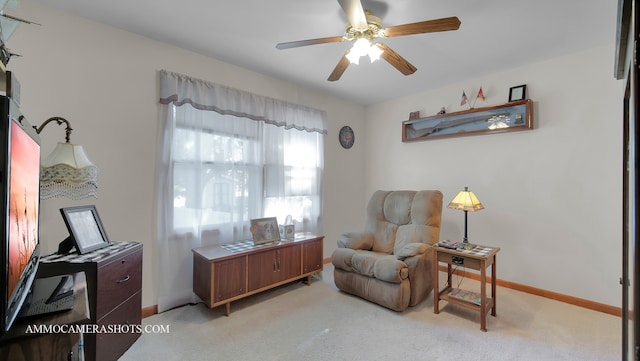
[402,99,533,142]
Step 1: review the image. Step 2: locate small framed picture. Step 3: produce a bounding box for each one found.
[250,217,281,245]
[509,85,527,102]
[409,111,421,120]
[60,205,111,254]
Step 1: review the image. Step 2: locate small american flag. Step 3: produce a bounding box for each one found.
[460,91,468,106]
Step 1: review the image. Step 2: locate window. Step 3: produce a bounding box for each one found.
[170,105,323,241]
[156,69,326,313]
[263,123,323,229]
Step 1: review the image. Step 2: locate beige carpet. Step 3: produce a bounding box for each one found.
[121,264,620,361]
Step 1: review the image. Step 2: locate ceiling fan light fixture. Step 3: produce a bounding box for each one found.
[352,37,371,56]
[276,0,461,81]
[368,43,383,62]
[346,49,361,64]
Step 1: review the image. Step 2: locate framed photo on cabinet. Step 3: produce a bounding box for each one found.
[60,205,111,254]
[250,217,281,245]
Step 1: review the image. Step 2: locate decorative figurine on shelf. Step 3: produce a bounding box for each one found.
[437,107,446,115]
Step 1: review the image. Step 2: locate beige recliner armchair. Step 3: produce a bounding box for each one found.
[332,190,443,311]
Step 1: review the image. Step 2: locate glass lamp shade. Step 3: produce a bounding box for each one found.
[352,38,370,56]
[368,43,383,62]
[346,49,361,64]
[448,187,484,212]
[40,142,99,200]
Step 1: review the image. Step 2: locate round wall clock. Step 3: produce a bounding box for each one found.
[339,126,354,149]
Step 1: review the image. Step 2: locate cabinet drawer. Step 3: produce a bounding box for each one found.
[96,250,142,320]
[437,252,481,270]
[93,291,142,361]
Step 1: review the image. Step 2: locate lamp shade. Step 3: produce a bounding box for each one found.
[448,187,484,212]
[40,142,98,200]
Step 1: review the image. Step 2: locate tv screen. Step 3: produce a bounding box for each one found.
[0,95,40,334]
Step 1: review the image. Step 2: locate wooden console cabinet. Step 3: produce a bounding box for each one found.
[38,241,143,361]
[193,233,323,316]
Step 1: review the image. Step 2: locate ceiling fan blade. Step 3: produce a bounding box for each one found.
[328,52,351,81]
[378,43,417,76]
[276,36,344,50]
[338,0,368,30]
[384,16,461,37]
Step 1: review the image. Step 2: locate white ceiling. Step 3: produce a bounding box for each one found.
[28,0,617,105]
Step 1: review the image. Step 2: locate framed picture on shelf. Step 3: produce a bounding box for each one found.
[250,217,281,245]
[509,84,527,102]
[409,111,421,120]
[60,205,111,254]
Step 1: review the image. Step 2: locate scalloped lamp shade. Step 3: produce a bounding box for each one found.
[40,142,98,200]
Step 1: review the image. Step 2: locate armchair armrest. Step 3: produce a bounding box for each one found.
[337,232,374,250]
[395,242,430,260]
[399,244,435,307]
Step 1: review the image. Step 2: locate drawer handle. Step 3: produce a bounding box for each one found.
[117,275,131,283]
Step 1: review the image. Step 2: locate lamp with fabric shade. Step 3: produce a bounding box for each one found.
[33,117,98,200]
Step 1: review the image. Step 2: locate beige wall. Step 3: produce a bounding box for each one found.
[364,45,624,306]
[8,0,366,308]
[7,1,625,309]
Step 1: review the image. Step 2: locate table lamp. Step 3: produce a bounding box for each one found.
[448,186,484,249]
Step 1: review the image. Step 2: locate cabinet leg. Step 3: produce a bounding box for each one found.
[225,303,231,317]
[480,261,487,332]
[433,254,440,314]
[491,256,497,317]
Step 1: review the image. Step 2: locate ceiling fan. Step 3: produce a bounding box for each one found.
[276,0,461,81]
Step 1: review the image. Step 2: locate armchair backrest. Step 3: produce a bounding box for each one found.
[363,190,443,254]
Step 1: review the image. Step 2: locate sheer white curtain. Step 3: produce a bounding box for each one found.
[156,70,326,312]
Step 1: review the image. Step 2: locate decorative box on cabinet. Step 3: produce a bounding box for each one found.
[193,233,324,316]
[38,241,143,361]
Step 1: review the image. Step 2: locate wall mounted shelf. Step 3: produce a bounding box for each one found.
[402,99,533,142]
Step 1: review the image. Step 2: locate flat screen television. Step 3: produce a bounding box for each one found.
[0,95,40,335]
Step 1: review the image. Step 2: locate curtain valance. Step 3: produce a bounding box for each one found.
[159,70,327,134]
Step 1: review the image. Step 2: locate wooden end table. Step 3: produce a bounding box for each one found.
[433,244,500,332]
